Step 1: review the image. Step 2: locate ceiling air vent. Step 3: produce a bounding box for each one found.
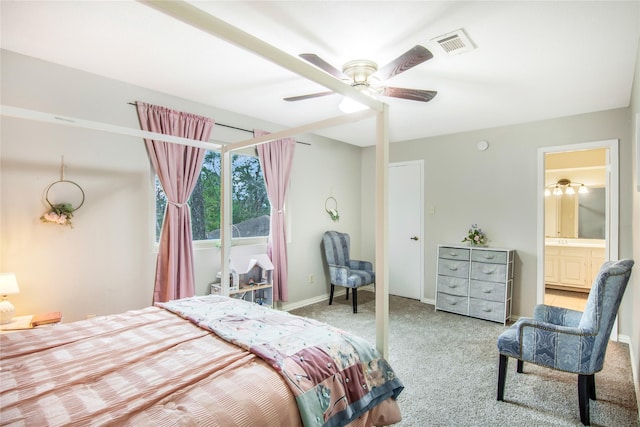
[431,29,476,55]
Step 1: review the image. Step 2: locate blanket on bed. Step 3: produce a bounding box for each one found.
[158,295,403,427]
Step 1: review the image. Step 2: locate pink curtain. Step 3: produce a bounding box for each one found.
[136,102,214,303]
[255,130,296,302]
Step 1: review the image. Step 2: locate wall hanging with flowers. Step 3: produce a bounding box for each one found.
[325,196,339,222]
[462,224,488,246]
[40,157,85,228]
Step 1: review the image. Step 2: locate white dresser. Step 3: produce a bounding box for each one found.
[435,244,514,325]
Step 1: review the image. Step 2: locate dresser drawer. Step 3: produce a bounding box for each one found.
[469,298,505,323]
[469,280,505,302]
[436,292,468,315]
[437,275,469,297]
[471,249,508,264]
[438,259,470,279]
[470,262,507,283]
[438,246,470,261]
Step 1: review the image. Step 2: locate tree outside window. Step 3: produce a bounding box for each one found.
[154,151,270,242]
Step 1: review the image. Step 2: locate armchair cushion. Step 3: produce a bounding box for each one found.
[327,264,375,288]
[497,317,596,373]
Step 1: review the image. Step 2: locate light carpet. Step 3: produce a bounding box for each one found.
[290,291,638,427]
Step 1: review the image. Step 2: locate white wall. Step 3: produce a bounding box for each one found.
[362,107,635,335]
[0,50,367,321]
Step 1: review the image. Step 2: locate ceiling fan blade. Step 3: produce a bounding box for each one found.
[374,45,434,81]
[283,91,335,102]
[299,53,347,79]
[379,87,437,102]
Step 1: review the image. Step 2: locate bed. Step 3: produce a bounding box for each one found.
[1,295,403,426]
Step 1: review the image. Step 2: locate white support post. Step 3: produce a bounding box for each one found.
[220,145,233,297]
[375,104,390,358]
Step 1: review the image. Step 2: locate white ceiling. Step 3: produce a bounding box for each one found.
[1,1,639,146]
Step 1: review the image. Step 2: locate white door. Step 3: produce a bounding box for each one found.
[389,161,424,300]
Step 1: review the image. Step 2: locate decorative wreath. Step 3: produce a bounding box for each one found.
[41,180,85,228]
[325,196,339,222]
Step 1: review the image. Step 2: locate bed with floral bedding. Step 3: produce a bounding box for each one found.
[1,295,402,427]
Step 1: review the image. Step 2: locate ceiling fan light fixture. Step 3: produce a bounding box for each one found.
[342,59,378,83]
[339,96,368,113]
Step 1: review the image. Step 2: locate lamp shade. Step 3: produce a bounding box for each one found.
[0,273,20,295]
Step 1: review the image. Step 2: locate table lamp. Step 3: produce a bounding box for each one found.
[0,273,20,324]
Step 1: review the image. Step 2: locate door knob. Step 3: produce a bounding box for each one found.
[410,236,419,241]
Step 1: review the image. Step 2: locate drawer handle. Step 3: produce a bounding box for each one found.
[482,308,493,312]
[448,266,458,271]
[449,252,458,257]
[482,268,496,274]
[482,289,493,293]
[446,283,458,288]
[447,299,458,305]
[483,254,495,259]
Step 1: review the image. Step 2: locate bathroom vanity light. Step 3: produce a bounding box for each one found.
[544,178,588,196]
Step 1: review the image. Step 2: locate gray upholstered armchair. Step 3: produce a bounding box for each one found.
[496,259,634,425]
[322,231,375,313]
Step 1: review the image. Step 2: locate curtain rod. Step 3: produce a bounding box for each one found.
[128,102,310,145]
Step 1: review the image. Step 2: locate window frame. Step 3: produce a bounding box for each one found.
[150,145,271,248]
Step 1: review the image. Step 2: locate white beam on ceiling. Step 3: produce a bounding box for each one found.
[226,109,376,152]
[139,0,385,113]
[0,105,223,150]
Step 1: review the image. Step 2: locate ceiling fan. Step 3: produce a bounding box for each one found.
[284,45,437,104]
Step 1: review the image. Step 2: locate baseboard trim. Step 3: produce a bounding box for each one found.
[621,334,640,423]
[280,292,334,312]
[280,288,372,312]
[421,297,435,306]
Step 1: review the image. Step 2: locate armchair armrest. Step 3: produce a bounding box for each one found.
[349,260,373,271]
[515,317,595,338]
[328,264,350,285]
[511,317,597,372]
[533,304,583,328]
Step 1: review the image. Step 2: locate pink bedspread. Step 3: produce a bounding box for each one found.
[1,298,401,426]
[1,306,302,426]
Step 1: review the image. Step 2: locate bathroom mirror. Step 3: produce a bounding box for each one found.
[577,187,605,239]
[545,188,605,239]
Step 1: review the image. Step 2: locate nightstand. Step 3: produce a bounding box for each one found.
[0,312,62,332]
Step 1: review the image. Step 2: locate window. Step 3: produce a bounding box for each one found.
[154,150,270,242]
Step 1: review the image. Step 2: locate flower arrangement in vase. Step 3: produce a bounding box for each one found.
[462,224,487,246]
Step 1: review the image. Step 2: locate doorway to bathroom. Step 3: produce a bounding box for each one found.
[537,139,619,314]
